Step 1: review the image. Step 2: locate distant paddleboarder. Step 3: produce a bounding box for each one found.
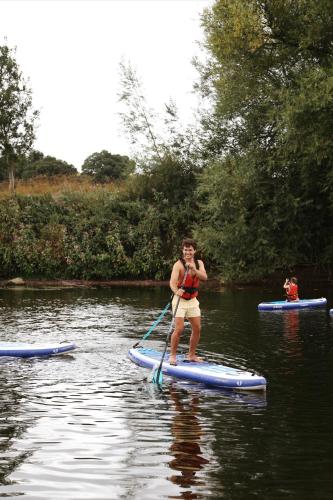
[283,277,299,302]
[169,238,207,365]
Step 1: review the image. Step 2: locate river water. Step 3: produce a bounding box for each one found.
[0,285,333,499]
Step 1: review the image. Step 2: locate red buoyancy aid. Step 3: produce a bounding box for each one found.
[177,259,200,300]
[287,283,299,301]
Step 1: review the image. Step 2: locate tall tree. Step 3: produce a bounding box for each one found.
[194,0,333,280]
[117,61,202,256]
[118,60,199,170]
[118,60,163,166]
[0,44,39,192]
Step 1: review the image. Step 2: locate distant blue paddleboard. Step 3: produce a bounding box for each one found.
[128,347,266,391]
[258,297,327,311]
[0,342,76,358]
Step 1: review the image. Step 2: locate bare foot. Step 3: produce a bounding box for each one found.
[186,355,204,363]
[168,356,177,365]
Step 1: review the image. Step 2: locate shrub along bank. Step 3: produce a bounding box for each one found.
[1,189,332,285]
[0,191,196,281]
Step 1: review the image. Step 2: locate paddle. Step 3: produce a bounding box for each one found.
[151,264,190,387]
[132,298,173,349]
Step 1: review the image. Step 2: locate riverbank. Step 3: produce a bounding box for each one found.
[0,277,223,291]
[1,264,332,291]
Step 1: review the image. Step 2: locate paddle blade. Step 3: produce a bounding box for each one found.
[151,365,163,386]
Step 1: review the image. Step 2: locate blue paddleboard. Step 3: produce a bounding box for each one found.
[258,297,327,311]
[128,347,266,391]
[0,341,76,357]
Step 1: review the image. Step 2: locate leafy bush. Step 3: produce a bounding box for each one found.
[0,184,198,280]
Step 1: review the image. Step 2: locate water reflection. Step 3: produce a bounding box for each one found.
[0,363,34,486]
[259,309,303,361]
[283,310,299,338]
[167,385,209,499]
[283,310,302,359]
[166,381,266,500]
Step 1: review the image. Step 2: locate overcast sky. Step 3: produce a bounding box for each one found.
[0,0,211,169]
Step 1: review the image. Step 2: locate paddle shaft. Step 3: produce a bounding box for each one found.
[132,295,173,348]
[154,265,190,385]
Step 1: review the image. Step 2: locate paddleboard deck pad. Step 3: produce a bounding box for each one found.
[128,347,266,391]
[258,297,327,311]
[0,342,76,357]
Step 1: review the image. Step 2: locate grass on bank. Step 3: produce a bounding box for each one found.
[0,175,119,198]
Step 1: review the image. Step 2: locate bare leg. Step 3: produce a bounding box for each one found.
[169,317,184,364]
[187,316,202,361]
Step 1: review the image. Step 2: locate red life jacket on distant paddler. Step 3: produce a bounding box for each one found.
[287,283,298,301]
[177,259,200,300]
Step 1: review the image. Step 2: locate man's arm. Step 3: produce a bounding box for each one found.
[170,261,183,296]
[188,260,208,281]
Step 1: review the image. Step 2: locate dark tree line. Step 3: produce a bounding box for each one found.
[0,149,135,184]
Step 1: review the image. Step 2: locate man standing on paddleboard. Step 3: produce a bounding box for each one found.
[169,238,207,365]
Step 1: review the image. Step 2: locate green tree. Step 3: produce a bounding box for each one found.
[22,154,77,179]
[194,0,333,280]
[81,150,135,183]
[118,60,203,262]
[0,44,39,192]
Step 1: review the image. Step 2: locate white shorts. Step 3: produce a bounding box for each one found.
[172,296,201,319]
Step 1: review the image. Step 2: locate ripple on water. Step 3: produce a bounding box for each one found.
[3,287,331,499]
